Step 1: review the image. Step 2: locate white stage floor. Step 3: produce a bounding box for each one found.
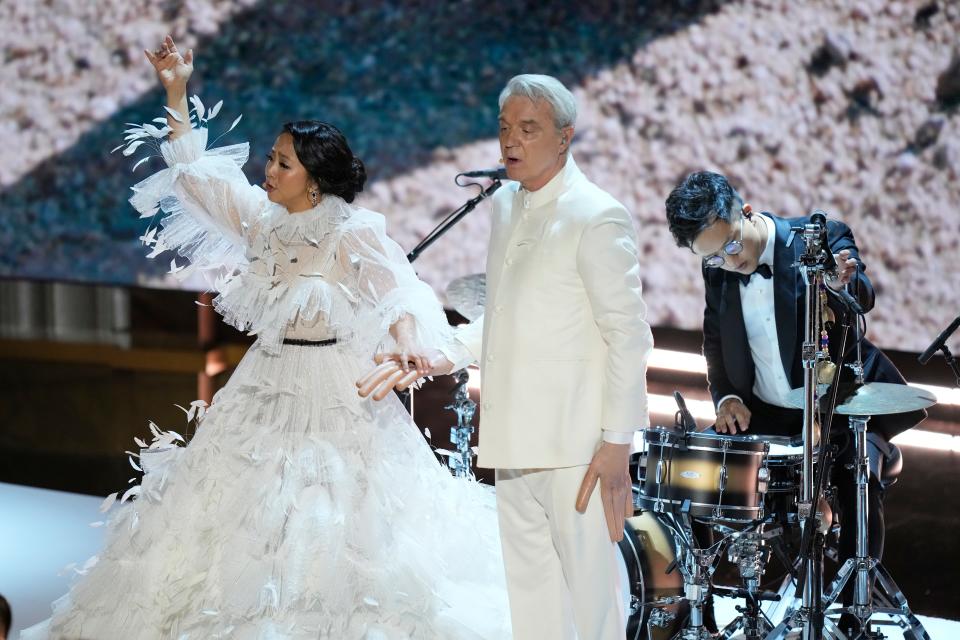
[1,481,956,638]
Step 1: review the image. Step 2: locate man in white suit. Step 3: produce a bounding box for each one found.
[359,74,653,640]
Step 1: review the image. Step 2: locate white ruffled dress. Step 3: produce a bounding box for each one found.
[21,125,510,639]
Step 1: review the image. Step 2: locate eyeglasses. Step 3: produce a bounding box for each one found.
[702,215,744,268]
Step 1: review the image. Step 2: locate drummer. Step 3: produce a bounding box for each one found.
[663,171,926,612]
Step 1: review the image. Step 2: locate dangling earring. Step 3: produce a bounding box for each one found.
[309,187,320,207]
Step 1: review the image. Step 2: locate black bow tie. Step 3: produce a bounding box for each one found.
[736,263,773,285]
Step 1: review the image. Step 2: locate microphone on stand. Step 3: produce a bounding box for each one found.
[458,167,508,180]
[919,315,960,364]
[673,391,697,433]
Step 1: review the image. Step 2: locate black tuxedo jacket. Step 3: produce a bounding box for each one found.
[701,213,924,439]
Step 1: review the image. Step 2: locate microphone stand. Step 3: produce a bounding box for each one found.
[402,177,503,475]
[918,315,960,387]
[939,343,960,387]
[406,178,503,263]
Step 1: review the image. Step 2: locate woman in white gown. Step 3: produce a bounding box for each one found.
[22,37,510,640]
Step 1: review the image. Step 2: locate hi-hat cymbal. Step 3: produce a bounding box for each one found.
[785,382,937,415]
[445,273,486,321]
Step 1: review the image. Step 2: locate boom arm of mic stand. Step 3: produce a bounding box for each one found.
[406,179,503,263]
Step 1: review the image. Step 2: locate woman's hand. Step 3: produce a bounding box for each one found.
[356,349,455,401]
[144,35,193,93]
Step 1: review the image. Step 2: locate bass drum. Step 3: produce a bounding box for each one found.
[617,511,686,640]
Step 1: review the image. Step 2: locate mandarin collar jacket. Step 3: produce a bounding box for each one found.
[451,156,654,469]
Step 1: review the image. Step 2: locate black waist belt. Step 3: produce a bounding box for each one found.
[282,338,338,347]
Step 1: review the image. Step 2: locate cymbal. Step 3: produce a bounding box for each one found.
[785,382,937,415]
[445,273,486,321]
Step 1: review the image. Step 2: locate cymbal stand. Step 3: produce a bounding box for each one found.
[817,414,930,640]
[444,368,476,479]
[819,267,930,638]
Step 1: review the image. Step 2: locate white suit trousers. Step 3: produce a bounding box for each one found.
[495,466,625,640]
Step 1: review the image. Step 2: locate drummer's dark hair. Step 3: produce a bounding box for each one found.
[0,593,11,636]
[665,171,744,249]
[282,120,366,203]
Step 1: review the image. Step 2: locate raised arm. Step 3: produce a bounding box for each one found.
[128,37,264,280]
[144,36,193,142]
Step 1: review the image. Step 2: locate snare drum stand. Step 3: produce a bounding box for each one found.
[719,525,781,640]
[669,503,724,640]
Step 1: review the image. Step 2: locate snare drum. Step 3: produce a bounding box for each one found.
[618,512,685,639]
[638,427,770,522]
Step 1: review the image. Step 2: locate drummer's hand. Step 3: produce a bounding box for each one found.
[716,398,751,434]
[826,249,857,291]
[576,442,632,542]
[356,349,454,401]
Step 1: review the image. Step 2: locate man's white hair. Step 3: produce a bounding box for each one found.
[498,74,577,129]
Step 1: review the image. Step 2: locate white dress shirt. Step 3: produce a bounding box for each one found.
[717,213,795,410]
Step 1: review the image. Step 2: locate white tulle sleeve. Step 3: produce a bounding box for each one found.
[127,126,265,279]
[337,209,453,356]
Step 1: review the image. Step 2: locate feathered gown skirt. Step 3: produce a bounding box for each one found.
[22,341,511,640]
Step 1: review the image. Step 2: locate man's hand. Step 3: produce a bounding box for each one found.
[826,249,858,291]
[356,349,455,401]
[715,397,751,434]
[575,441,633,542]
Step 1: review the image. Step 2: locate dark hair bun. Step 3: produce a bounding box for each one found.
[282,120,365,203]
[350,156,367,198]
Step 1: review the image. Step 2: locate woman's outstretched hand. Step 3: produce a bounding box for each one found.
[356,350,455,401]
[144,35,193,92]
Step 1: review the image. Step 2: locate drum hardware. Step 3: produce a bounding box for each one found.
[673,501,725,640]
[648,607,677,629]
[769,232,935,640]
[444,368,476,479]
[819,415,931,640]
[719,529,777,640]
[763,215,853,640]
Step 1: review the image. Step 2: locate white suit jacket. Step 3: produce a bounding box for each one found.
[447,156,653,469]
